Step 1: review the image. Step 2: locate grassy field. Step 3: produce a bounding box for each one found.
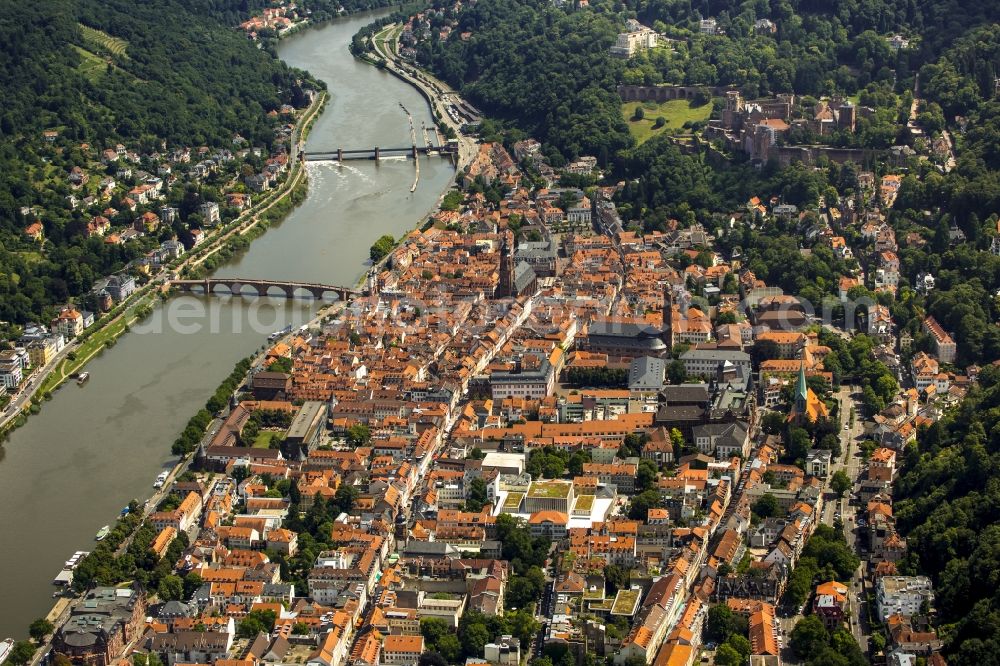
[15,251,44,265]
[73,46,107,81]
[78,24,128,57]
[622,99,714,144]
[388,25,403,56]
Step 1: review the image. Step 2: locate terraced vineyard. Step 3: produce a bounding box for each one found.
[78,23,128,58]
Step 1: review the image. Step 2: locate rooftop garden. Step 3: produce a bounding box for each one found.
[503,492,524,511]
[611,588,641,616]
[527,480,572,498]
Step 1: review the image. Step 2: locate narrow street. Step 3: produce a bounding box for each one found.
[779,384,868,663]
[838,386,870,652]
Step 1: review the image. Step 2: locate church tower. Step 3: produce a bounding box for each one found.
[793,355,809,416]
[496,231,515,298]
[662,284,674,349]
[787,347,828,424]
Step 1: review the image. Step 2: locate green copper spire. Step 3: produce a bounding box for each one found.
[795,352,808,407]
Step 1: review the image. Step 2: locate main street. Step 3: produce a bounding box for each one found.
[813,386,869,649]
[838,386,869,651]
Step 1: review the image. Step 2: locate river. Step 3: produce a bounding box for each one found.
[0,11,454,638]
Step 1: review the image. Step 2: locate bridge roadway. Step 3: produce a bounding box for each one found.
[302,143,456,161]
[170,278,360,300]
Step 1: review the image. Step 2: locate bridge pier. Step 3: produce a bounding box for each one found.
[412,144,418,159]
[374,146,380,161]
[337,148,343,162]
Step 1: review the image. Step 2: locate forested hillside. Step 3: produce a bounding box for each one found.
[895,366,1000,665]
[0,0,313,326]
[0,0,309,158]
[619,0,1000,93]
[416,0,632,165]
[185,0,404,25]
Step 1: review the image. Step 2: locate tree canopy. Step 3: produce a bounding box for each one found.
[894,366,1000,664]
[0,0,319,325]
[417,0,632,165]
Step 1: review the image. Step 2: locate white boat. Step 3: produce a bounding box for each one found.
[54,551,90,586]
[64,551,87,568]
[268,325,292,341]
[0,638,15,665]
[153,471,169,488]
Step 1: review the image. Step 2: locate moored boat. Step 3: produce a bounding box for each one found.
[0,639,14,665]
[53,551,89,586]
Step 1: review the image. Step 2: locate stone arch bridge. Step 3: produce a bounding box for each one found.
[171,278,360,301]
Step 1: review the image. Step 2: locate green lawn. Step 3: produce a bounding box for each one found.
[388,25,403,56]
[621,99,714,144]
[38,293,155,396]
[252,431,282,449]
